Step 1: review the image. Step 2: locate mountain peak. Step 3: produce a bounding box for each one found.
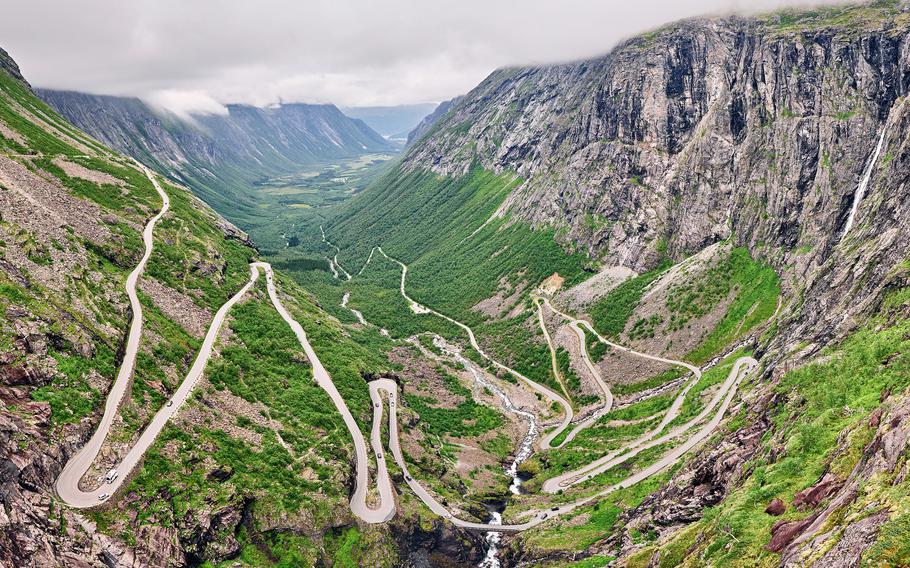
[0,46,29,89]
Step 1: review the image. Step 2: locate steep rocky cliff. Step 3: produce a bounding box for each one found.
[405,96,464,146]
[323,2,910,565]
[392,0,910,354]
[0,46,27,87]
[10,2,910,566]
[0,53,490,567]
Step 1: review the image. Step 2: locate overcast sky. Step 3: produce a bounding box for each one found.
[1,0,845,115]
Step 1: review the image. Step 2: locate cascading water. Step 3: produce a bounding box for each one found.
[431,336,538,567]
[842,127,887,239]
[478,511,503,568]
[341,292,367,325]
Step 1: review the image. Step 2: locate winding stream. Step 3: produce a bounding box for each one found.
[431,336,537,566]
[341,292,367,325]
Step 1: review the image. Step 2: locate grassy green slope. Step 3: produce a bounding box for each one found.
[327,167,590,315]
[312,167,590,385]
[623,288,910,567]
[0,66,401,566]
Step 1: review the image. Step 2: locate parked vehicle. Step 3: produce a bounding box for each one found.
[105,469,118,483]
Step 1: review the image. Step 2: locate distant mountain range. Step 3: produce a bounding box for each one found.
[39,89,397,221]
[340,103,437,143]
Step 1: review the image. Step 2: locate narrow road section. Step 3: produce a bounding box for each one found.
[371,354,755,531]
[57,175,394,523]
[356,243,757,530]
[256,262,394,523]
[57,163,171,506]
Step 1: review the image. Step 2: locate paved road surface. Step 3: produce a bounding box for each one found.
[370,353,755,531]
[534,297,573,403]
[363,247,757,530]
[375,247,575,449]
[57,164,172,506]
[57,177,394,522]
[534,297,614,448]
[256,262,393,523]
[59,206,756,534]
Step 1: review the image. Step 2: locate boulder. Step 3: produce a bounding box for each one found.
[765,498,786,516]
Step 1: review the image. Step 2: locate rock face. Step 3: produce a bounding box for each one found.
[400,2,910,350]
[406,96,465,146]
[778,388,910,564]
[0,46,28,88]
[765,498,786,516]
[0,55,266,567]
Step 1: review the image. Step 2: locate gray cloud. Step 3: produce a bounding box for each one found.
[1,0,847,112]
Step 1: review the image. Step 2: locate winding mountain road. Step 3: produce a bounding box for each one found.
[56,164,172,506]
[534,297,614,448]
[361,246,757,529]
[56,174,394,523]
[257,262,393,523]
[370,353,755,531]
[58,197,757,534]
[374,247,575,449]
[534,297,573,404]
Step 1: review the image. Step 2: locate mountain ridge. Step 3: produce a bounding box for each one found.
[7,2,910,566]
[38,88,397,222]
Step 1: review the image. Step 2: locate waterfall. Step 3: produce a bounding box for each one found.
[842,127,887,238]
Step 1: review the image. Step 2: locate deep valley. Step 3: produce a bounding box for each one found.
[5,2,910,567]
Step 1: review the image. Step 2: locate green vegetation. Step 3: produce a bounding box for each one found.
[32,155,157,213]
[863,513,910,567]
[589,261,669,339]
[208,280,372,442]
[145,180,255,311]
[105,276,388,544]
[480,432,514,459]
[685,248,779,363]
[556,346,587,402]
[327,168,588,317]
[247,153,398,255]
[404,366,505,438]
[479,312,562,393]
[32,348,112,424]
[628,313,663,340]
[342,253,462,339]
[405,391,503,437]
[666,352,745,430]
[764,1,903,34]
[520,471,676,553]
[285,167,592,389]
[584,327,609,362]
[645,287,910,566]
[1,63,402,567]
[537,391,672,479]
[611,367,684,397]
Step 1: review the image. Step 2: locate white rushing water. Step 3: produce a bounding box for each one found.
[479,511,503,568]
[341,292,367,325]
[842,127,887,238]
[431,336,538,566]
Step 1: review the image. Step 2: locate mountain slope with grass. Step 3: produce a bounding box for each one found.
[0,48,482,568]
[307,2,910,565]
[37,89,397,227]
[9,2,910,567]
